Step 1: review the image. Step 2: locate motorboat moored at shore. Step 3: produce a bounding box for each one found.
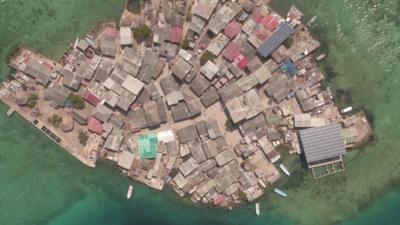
[274,188,288,197]
[279,164,290,176]
[127,185,133,199]
[255,203,260,216]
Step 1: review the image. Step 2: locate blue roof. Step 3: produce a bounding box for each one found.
[280,58,298,76]
[257,22,294,58]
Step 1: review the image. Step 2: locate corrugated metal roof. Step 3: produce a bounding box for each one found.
[222,42,242,61]
[257,22,294,58]
[260,15,279,31]
[299,123,346,165]
[224,21,242,39]
[170,27,183,44]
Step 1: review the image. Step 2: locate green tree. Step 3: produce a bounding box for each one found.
[68,94,85,109]
[283,37,294,48]
[27,93,39,108]
[199,51,215,66]
[225,118,234,130]
[78,130,89,146]
[48,114,62,128]
[132,24,152,42]
[238,191,248,202]
[181,39,190,50]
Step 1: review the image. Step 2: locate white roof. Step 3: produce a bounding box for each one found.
[200,61,219,80]
[103,77,115,90]
[166,91,184,106]
[178,49,192,61]
[122,75,144,95]
[120,27,133,45]
[117,151,135,170]
[157,130,175,143]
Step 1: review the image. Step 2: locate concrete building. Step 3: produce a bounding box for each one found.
[120,26,133,46]
[208,2,241,35]
[225,89,263,124]
[200,61,219,80]
[118,151,135,170]
[104,134,123,152]
[122,75,144,96]
[299,123,346,167]
[190,75,211,97]
[171,57,192,81]
[44,86,71,108]
[206,34,230,56]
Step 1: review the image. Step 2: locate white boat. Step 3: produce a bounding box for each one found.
[307,16,317,26]
[274,188,288,197]
[255,203,260,216]
[316,54,326,61]
[340,106,353,114]
[279,164,290,176]
[127,185,133,199]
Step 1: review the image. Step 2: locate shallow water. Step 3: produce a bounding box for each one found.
[1,0,400,225]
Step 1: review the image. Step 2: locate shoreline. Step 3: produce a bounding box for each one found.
[0,0,384,223]
[1,0,373,209]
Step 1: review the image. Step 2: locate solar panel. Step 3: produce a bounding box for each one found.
[257,22,294,58]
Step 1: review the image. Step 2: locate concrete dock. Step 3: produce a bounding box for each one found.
[1,96,95,168]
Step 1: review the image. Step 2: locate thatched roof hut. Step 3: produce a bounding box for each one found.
[14,92,29,106]
[60,116,74,132]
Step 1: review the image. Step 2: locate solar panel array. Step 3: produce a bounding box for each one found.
[299,123,346,165]
[257,22,294,58]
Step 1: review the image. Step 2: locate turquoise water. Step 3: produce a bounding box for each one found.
[1,0,400,225]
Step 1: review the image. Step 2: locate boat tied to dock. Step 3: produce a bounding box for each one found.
[279,164,290,176]
[274,188,288,197]
[255,203,260,216]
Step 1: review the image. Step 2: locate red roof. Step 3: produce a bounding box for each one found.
[80,79,89,87]
[255,27,271,42]
[224,21,242,39]
[260,15,279,31]
[83,91,101,106]
[23,56,30,64]
[235,54,249,70]
[251,9,263,23]
[170,27,183,44]
[104,27,118,38]
[213,195,224,206]
[88,117,103,135]
[43,62,54,70]
[222,42,242,62]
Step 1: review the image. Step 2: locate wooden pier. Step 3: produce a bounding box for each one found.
[6,108,14,117]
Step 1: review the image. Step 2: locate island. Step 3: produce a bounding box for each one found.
[0,0,372,209]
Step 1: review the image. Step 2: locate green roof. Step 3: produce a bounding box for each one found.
[138,133,158,159]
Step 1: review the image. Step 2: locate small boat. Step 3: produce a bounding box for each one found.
[279,164,290,176]
[127,185,133,199]
[340,106,353,114]
[307,16,317,26]
[316,53,326,61]
[255,203,260,216]
[274,188,288,197]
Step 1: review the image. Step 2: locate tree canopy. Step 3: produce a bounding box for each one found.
[68,94,85,109]
[132,24,152,42]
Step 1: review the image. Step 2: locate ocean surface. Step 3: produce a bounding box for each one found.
[1,0,400,225]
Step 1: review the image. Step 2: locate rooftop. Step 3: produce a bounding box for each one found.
[257,22,294,58]
[299,123,346,166]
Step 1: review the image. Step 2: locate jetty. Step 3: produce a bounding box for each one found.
[6,108,14,117]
